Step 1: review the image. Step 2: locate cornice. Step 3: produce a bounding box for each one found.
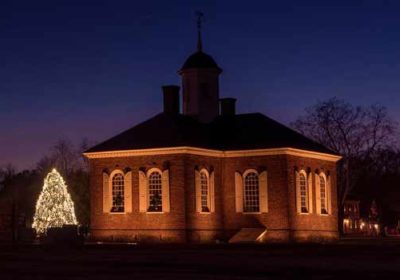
[83,146,341,162]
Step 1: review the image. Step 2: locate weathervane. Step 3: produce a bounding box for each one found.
[196,11,204,52]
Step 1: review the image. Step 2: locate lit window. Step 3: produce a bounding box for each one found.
[111,173,124,212]
[244,172,260,213]
[320,175,328,214]
[299,173,308,213]
[148,171,162,212]
[200,171,209,212]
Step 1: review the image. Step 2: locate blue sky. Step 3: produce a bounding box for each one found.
[1,0,400,169]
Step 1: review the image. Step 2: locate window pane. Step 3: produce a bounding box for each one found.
[299,174,308,213]
[111,173,124,212]
[244,172,259,213]
[200,172,209,212]
[320,175,327,214]
[148,172,162,212]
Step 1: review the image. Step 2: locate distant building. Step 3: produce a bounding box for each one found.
[343,197,362,234]
[84,27,341,243]
[343,197,381,236]
[367,200,380,236]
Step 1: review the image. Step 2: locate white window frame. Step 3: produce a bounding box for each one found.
[235,169,268,214]
[195,168,215,214]
[111,171,125,213]
[138,167,170,214]
[243,169,260,214]
[296,169,313,215]
[146,168,163,213]
[316,172,331,215]
[103,169,132,215]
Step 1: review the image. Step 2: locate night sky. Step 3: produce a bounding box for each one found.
[2,0,400,170]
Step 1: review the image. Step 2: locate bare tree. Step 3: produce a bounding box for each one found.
[36,156,57,175]
[0,163,16,189]
[77,137,96,172]
[51,138,79,176]
[292,97,397,205]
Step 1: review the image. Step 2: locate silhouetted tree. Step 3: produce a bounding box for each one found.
[0,138,92,242]
[292,98,398,205]
[0,163,16,189]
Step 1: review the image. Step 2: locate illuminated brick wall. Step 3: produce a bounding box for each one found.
[88,153,338,243]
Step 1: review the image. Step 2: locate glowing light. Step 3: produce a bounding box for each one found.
[374,224,379,230]
[32,168,78,236]
[343,219,349,225]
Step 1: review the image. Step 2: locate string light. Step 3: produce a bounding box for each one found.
[32,168,78,236]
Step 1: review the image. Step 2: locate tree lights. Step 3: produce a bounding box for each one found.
[32,169,78,236]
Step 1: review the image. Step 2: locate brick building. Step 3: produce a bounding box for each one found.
[84,32,341,243]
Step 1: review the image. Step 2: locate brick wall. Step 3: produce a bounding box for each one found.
[88,152,338,243]
[286,155,338,242]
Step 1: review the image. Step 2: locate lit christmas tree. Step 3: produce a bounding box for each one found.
[32,169,78,236]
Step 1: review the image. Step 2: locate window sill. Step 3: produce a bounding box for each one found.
[198,212,212,215]
[146,211,165,214]
[242,212,261,215]
[298,212,311,215]
[108,212,126,215]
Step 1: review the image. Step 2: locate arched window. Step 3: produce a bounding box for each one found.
[244,172,260,213]
[111,173,124,212]
[148,171,162,212]
[299,173,308,213]
[200,171,210,212]
[320,175,328,214]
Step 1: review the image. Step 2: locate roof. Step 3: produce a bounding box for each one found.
[86,112,337,155]
[181,51,221,71]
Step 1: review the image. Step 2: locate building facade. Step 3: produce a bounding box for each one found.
[343,199,362,234]
[84,34,341,243]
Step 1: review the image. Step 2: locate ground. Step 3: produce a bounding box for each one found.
[1,240,399,279]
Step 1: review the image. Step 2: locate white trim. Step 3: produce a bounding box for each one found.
[109,169,124,180]
[243,168,259,178]
[146,168,163,213]
[138,170,147,212]
[235,172,243,213]
[296,170,310,214]
[109,169,126,214]
[102,172,110,213]
[209,171,215,213]
[124,170,133,213]
[317,172,329,215]
[84,146,341,162]
[146,167,163,177]
[198,169,211,213]
[199,168,210,178]
[259,170,268,213]
[242,170,261,214]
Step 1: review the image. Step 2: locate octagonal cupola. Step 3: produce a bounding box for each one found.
[178,13,222,123]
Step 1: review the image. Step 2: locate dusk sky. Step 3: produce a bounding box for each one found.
[2,0,400,170]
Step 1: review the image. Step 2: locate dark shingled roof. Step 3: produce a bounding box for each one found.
[181,51,221,71]
[86,112,336,155]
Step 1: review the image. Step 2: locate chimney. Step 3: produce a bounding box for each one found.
[162,85,180,114]
[219,98,236,116]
